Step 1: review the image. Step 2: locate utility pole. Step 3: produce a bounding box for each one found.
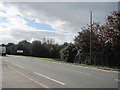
[90,11,92,65]
[118,1,120,11]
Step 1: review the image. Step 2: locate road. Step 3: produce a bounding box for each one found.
[1,55,119,88]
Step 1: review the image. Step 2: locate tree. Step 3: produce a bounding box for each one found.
[74,23,103,65]
[17,40,31,56]
[9,45,17,55]
[74,10,120,68]
[31,40,43,57]
[60,43,77,63]
[103,11,120,68]
[6,43,16,54]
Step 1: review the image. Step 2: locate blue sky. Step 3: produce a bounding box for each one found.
[0,10,7,23]
[0,9,6,13]
[24,17,55,31]
[24,17,69,34]
[0,17,8,23]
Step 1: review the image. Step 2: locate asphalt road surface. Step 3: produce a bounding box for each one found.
[1,55,119,88]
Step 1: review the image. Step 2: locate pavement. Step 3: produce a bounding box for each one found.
[1,55,119,88]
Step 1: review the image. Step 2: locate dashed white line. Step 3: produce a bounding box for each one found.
[12,63,24,69]
[60,68,90,75]
[33,72,65,85]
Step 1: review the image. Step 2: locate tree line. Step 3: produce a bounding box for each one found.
[4,11,120,69]
[6,38,61,58]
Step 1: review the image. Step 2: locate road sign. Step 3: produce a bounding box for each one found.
[17,50,23,53]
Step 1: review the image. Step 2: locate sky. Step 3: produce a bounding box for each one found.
[0,2,118,44]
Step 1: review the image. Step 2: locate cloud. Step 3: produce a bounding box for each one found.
[0,2,118,44]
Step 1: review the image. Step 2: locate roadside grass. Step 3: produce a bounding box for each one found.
[11,55,119,71]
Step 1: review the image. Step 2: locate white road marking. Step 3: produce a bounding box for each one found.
[115,79,120,81]
[60,68,90,75]
[12,63,24,69]
[34,72,65,85]
[9,66,50,88]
